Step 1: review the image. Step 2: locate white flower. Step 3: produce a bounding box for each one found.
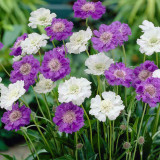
[85,52,114,75]
[34,74,56,94]
[0,81,26,110]
[21,33,49,55]
[66,27,92,54]
[139,20,155,32]
[137,28,160,56]
[28,8,57,28]
[89,91,125,121]
[152,69,160,78]
[13,55,22,62]
[58,77,92,105]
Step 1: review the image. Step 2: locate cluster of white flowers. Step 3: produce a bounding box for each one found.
[66,27,92,54]
[89,91,125,121]
[0,80,26,110]
[21,33,49,55]
[137,20,160,56]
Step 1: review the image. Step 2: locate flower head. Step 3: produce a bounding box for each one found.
[10,55,40,90]
[1,103,31,131]
[40,49,70,81]
[73,0,106,20]
[85,52,114,75]
[0,81,25,110]
[10,33,27,56]
[53,102,84,134]
[45,18,73,41]
[28,8,57,28]
[89,91,125,121]
[58,77,92,105]
[0,42,4,50]
[105,62,133,87]
[66,27,92,54]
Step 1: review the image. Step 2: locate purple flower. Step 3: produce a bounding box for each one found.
[45,18,73,41]
[91,24,121,52]
[132,61,158,88]
[53,102,84,134]
[10,55,40,90]
[53,45,67,56]
[0,42,4,50]
[73,0,106,20]
[40,49,70,81]
[10,33,27,56]
[1,103,31,131]
[110,21,131,46]
[105,62,133,87]
[136,78,160,107]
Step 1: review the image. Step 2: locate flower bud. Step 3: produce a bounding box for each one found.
[138,136,145,145]
[120,124,126,131]
[123,142,131,149]
[76,143,83,150]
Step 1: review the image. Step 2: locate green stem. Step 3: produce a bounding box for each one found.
[97,120,101,160]
[156,53,158,67]
[35,116,54,126]
[122,45,127,66]
[103,122,107,143]
[86,18,88,28]
[143,54,146,63]
[109,121,112,160]
[125,87,127,107]
[0,63,10,77]
[51,90,59,105]
[75,132,78,160]
[52,41,56,48]
[63,40,67,57]
[116,131,122,151]
[97,76,101,96]
[86,50,90,57]
[112,121,115,153]
[38,51,42,64]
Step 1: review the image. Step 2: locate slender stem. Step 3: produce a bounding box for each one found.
[116,131,122,151]
[86,18,88,28]
[103,122,107,143]
[117,85,118,95]
[97,76,101,96]
[143,54,146,63]
[35,116,54,126]
[0,63,10,77]
[125,87,127,107]
[63,40,67,57]
[112,51,115,61]
[52,41,56,48]
[112,121,115,153]
[156,53,158,67]
[81,104,93,151]
[86,50,90,57]
[51,90,59,105]
[109,121,112,160]
[122,45,127,66]
[132,103,147,160]
[75,132,78,160]
[97,120,101,160]
[38,51,42,64]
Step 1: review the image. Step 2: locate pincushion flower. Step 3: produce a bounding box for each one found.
[21,33,49,55]
[152,69,160,78]
[40,49,70,81]
[10,33,27,56]
[91,24,120,52]
[85,52,114,75]
[0,81,26,110]
[53,102,84,134]
[136,78,160,107]
[28,8,57,28]
[58,77,92,105]
[89,91,125,121]
[10,55,40,91]
[66,27,92,54]
[132,61,158,88]
[0,42,4,50]
[34,74,56,94]
[1,103,31,131]
[105,62,133,87]
[73,0,106,20]
[45,18,73,41]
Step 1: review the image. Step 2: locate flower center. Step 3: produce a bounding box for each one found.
[81,3,95,12]
[48,59,61,72]
[20,63,31,75]
[100,32,113,44]
[8,89,19,100]
[138,70,151,81]
[53,22,65,32]
[150,37,158,44]
[101,100,113,113]
[95,63,105,72]
[9,110,22,122]
[145,85,156,97]
[114,70,126,79]
[45,81,53,89]
[69,84,79,94]
[39,16,47,22]
[62,111,76,124]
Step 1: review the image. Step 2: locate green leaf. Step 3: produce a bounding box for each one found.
[0,153,14,160]
[0,139,8,151]
[54,155,74,160]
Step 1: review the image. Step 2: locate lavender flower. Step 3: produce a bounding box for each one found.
[45,18,73,41]
[73,0,106,20]
[40,49,70,81]
[105,62,133,87]
[132,61,158,88]
[53,102,84,134]
[0,42,4,50]
[136,78,160,107]
[1,103,31,131]
[10,33,27,56]
[10,55,40,90]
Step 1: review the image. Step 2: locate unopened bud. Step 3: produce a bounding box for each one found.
[120,124,126,131]
[138,136,145,145]
[123,142,131,149]
[76,143,83,149]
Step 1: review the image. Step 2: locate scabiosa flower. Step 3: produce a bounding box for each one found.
[110,21,131,46]
[58,77,92,105]
[10,55,40,91]
[45,18,73,41]
[53,102,84,134]
[20,33,49,55]
[152,69,160,78]
[10,33,27,56]
[66,27,92,54]
[0,81,25,110]
[132,61,158,88]
[85,52,114,75]
[28,8,57,28]
[89,91,125,121]
[136,78,160,107]
[1,103,31,131]
[0,42,4,50]
[73,0,106,20]
[34,74,56,94]
[105,62,133,87]
[91,24,120,52]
